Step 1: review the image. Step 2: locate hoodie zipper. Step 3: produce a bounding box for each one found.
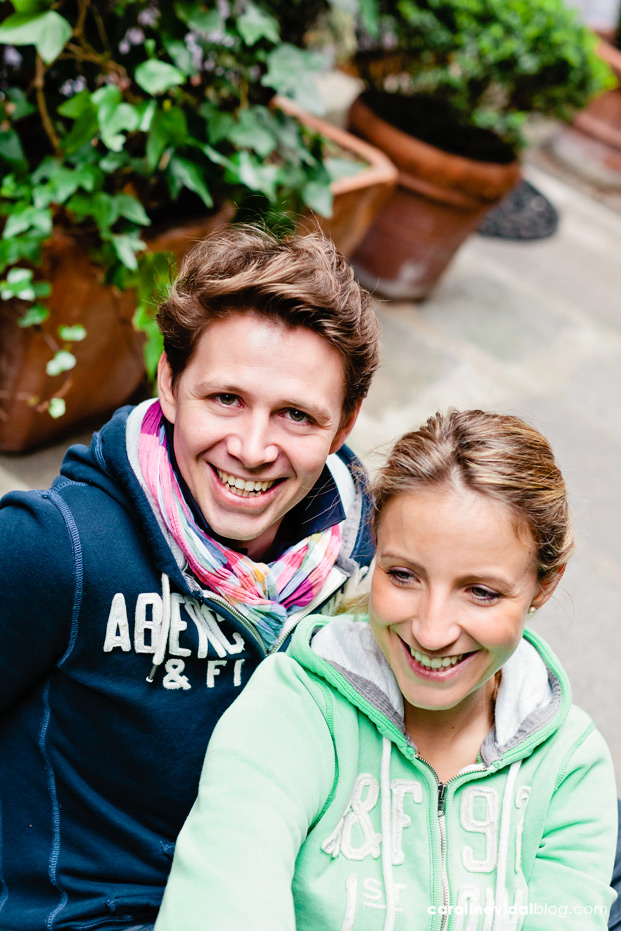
[416,758,487,930]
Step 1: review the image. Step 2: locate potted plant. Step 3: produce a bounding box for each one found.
[341,0,614,299]
[0,0,396,452]
[552,19,621,189]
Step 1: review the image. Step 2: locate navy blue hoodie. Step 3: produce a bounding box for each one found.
[0,403,373,930]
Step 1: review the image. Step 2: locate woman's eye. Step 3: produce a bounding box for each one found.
[285,409,310,423]
[470,586,501,603]
[387,568,417,585]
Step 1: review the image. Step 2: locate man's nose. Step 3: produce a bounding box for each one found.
[225,414,278,469]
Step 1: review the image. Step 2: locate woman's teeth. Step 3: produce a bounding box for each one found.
[411,648,464,669]
[217,469,276,497]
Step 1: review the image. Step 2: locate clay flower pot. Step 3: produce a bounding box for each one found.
[552,36,621,188]
[0,211,233,453]
[348,96,521,300]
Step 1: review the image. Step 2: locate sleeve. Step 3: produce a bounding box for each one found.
[524,724,618,930]
[155,654,336,931]
[0,489,77,711]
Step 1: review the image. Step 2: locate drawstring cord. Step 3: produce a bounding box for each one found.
[380,736,396,931]
[147,572,171,683]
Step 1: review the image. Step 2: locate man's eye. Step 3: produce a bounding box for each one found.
[285,409,310,423]
[215,393,238,406]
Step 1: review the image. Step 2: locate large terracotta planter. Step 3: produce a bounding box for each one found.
[0,210,233,453]
[274,96,398,257]
[348,96,521,300]
[552,37,621,188]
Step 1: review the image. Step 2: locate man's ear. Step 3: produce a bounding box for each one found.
[329,401,362,455]
[157,353,177,424]
[531,565,566,612]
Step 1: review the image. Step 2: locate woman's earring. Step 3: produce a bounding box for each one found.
[527,606,537,615]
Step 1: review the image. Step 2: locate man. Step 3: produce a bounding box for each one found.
[0,227,381,930]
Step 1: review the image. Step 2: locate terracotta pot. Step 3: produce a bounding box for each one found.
[552,37,621,188]
[273,96,398,257]
[347,96,521,300]
[0,209,233,453]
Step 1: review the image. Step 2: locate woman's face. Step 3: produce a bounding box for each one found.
[369,483,556,717]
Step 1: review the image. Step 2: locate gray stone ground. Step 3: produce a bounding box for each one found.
[1,160,620,789]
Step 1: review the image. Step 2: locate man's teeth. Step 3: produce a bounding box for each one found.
[217,469,276,497]
[411,648,464,669]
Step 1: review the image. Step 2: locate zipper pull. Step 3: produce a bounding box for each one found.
[438,782,447,814]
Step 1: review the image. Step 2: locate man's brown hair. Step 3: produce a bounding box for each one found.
[157,226,381,415]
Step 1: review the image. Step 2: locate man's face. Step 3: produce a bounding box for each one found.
[158,312,359,560]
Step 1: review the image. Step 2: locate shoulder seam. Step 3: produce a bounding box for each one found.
[554,719,597,791]
[46,490,84,667]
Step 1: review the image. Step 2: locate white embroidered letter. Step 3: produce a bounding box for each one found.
[321,774,382,861]
[103,593,131,652]
[162,658,191,690]
[169,593,191,656]
[461,786,498,872]
[206,659,227,688]
[391,779,422,865]
[134,593,162,653]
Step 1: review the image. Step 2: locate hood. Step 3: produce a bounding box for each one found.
[290,613,571,765]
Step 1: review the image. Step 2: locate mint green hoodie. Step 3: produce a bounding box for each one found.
[155,614,617,931]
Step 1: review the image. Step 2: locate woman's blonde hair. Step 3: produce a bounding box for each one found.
[373,410,573,584]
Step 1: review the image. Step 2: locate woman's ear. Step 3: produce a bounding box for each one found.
[157,353,177,424]
[531,565,566,612]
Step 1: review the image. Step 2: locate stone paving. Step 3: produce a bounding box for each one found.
[1,160,620,786]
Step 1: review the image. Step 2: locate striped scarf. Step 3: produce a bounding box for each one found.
[137,401,342,648]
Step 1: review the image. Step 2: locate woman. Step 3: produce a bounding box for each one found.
[155,410,617,931]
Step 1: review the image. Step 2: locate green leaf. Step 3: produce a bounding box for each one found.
[302,180,333,217]
[67,191,118,230]
[237,3,280,45]
[18,304,49,326]
[146,106,188,170]
[1,266,50,300]
[32,168,82,207]
[99,102,141,152]
[262,45,327,115]
[57,89,92,119]
[0,11,72,64]
[134,60,185,95]
[6,88,35,121]
[228,151,279,199]
[48,397,66,419]
[0,129,26,168]
[110,232,147,270]
[174,2,220,32]
[228,108,277,158]
[113,193,151,227]
[163,38,198,76]
[200,105,236,145]
[325,157,365,182]
[359,0,380,37]
[46,350,76,376]
[58,324,87,341]
[3,205,52,239]
[167,156,213,208]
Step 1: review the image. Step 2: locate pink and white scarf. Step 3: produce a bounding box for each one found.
[137,401,342,648]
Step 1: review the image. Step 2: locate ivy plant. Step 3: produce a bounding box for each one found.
[0,0,343,418]
[353,0,615,161]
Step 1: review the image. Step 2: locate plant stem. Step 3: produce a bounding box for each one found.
[35,55,62,156]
